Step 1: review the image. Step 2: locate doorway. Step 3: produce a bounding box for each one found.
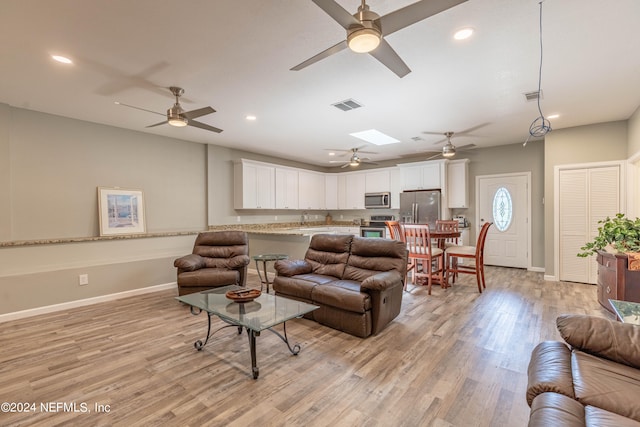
[477,173,531,269]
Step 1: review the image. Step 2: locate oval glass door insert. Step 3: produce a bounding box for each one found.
[492,186,513,232]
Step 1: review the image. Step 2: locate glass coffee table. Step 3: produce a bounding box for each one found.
[609,299,640,325]
[176,285,318,379]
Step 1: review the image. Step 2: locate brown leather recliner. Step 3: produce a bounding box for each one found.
[174,231,250,296]
[273,234,408,338]
[527,314,640,426]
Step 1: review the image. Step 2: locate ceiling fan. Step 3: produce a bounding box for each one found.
[328,147,378,168]
[116,86,223,133]
[291,0,468,78]
[425,132,475,160]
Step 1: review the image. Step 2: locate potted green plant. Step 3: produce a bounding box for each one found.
[577,213,640,257]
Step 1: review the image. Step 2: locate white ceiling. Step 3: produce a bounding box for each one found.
[2,0,639,167]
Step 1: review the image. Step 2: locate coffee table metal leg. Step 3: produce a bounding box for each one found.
[267,321,301,355]
[248,329,260,379]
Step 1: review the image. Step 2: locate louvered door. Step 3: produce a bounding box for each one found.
[559,165,621,284]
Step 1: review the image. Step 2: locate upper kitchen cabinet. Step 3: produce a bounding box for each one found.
[446,159,469,208]
[398,161,444,191]
[298,170,326,210]
[325,174,338,210]
[234,159,275,209]
[365,169,391,193]
[338,172,366,210]
[275,167,298,209]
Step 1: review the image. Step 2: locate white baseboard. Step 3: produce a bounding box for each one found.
[528,266,545,273]
[0,282,177,323]
[543,274,558,282]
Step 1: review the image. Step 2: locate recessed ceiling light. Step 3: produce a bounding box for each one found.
[547,114,560,119]
[349,129,399,146]
[328,152,336,156]
[453,28,474,40]
[51,55,73,64]
[245,115,257,121]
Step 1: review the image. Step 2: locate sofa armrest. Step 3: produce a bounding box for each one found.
[360,271,403,292]
[174,254,205,271]
[526,341,575,407]
[274,259,312,277]
[556,314,640,369]
[360,271,403,335]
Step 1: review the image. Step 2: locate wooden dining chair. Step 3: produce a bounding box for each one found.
[436,219,460,281]
[386,220,414,288]
[385,220,405,242]
[445,222,493,293]
[403,224,444,294]
[435,219,460,249]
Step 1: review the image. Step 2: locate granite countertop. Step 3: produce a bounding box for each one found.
[1,222,363,247]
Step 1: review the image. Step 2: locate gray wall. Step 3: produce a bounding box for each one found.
[0,106,209,314]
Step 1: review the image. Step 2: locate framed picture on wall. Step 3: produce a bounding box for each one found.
[97,187,146,236]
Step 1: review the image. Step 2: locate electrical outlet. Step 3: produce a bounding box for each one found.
[274,215,278,221]
[236,216,241,222]
[79,274,89,286]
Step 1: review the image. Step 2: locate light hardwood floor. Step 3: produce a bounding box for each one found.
[0,267,612,426]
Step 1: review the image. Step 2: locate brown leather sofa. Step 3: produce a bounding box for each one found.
[273,234,408,338]
[174,231,250,296]
[527,314,640,426]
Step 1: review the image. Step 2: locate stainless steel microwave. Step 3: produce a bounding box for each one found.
[364,192,391,209]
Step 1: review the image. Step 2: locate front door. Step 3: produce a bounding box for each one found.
[477,173,530,268]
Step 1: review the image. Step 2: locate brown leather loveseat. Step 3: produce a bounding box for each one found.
[527,314,640,426]
[272,234,408,338]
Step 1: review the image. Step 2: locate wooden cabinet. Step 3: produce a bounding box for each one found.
[234,160,275,209]
[298,171,325,210]
[275,168,298,209]
[447,159,469,208]
[399,161,442,191]
[596,251,640,313]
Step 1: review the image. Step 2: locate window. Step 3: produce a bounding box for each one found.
[492,187,513,232]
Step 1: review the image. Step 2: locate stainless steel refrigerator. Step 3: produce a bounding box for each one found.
[399,190,441,227]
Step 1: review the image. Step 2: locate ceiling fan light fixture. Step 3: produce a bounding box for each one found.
[442,144,456,158]
[347,27,381,53]
[167,104,188,127]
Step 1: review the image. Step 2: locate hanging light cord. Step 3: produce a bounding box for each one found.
[524,1,552,147]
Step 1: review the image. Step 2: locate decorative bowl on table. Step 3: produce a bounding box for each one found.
[225,288,261,303]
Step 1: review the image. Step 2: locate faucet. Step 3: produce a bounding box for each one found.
[301,211,308,225]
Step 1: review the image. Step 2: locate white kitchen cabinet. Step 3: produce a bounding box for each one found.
[325,174,338,210]
[234,159,275,209]
[298,171,326,210]
[389,167,401,209]
[337,172,366,209]
[365,169,391,193]
[399,161,442,190]
[275,167,298,209]
[447,159,469,208]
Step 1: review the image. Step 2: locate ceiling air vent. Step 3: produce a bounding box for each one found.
[524,90,543,102]
[411,136,424,142]
[332,99,363,111]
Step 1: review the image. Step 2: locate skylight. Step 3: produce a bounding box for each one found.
[349,129,399,146]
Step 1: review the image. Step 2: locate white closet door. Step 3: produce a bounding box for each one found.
[559,165,620,284]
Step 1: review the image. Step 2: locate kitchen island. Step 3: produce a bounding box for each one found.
[207,223,361,274]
